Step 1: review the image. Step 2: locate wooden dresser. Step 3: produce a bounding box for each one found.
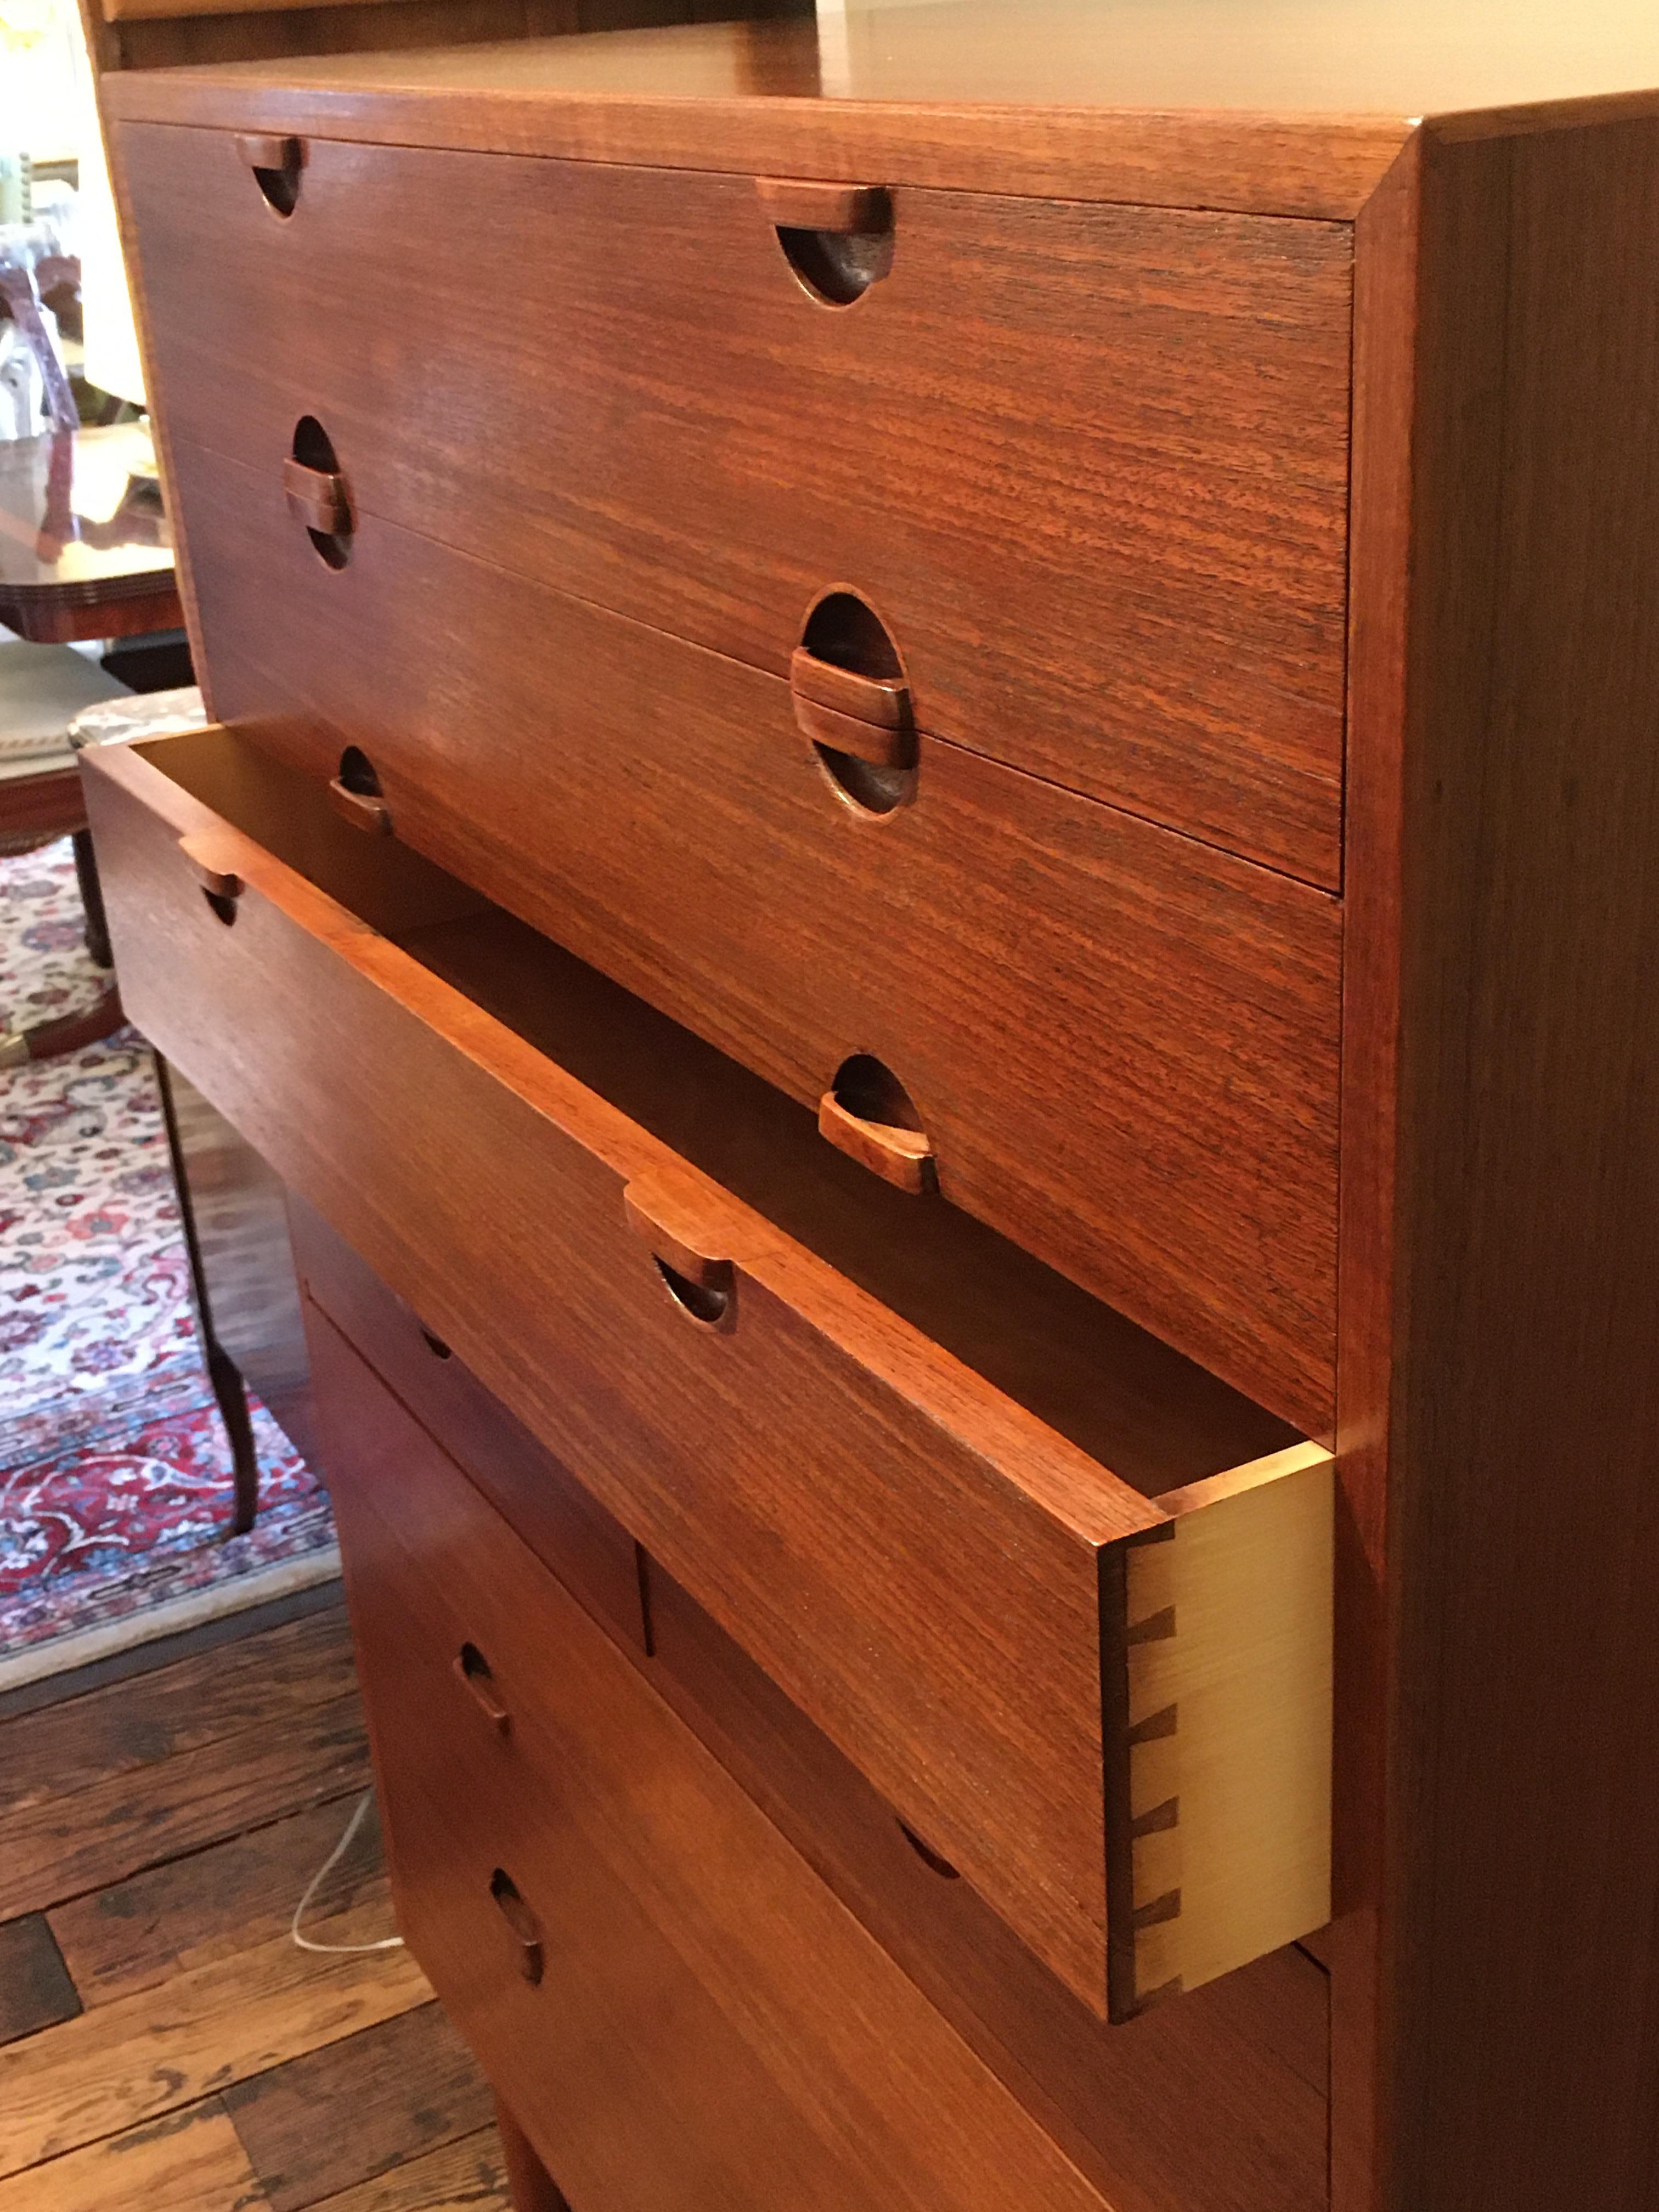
[86,8,1659,2208]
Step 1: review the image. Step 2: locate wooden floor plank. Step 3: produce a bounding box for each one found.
[0,1918,80,2049]
[0,1605,356,1818]
[0,1904,430,2179]
[309,2126,509,2212]
[227,2001,493,2211]
[49,1792,389,2011]
[0,1692,370,1919]
[0,2096,264,2212]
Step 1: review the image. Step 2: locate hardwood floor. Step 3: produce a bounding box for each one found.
[0,1601,509,2211]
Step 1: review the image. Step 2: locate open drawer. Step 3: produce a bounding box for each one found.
[82,723,1334,2022]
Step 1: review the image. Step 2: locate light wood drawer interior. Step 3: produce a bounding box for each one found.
[84,721,1331,2021]
[118,121,1352,886]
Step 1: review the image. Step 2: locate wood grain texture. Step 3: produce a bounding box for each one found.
[1329,125,1421,2212]
[159,450,1343,1431]
[1351,108,1659,2212]
[83,723,1318,2012]
[0,1690,369,1920]
[309,2127,509,2212]
[0,1582,355,1822]
[490,2103,567,2212]
[639,1548,1330,2212]
[312,1318,1114,2212]
[0,1920,80,2049]
[287,1198,648,1657]
[0,2098,261,2212]
[1119,1446,1334,2014]
[225,2002,492,2210]
[120,126,1352,885]
[96,14,1427,220]
[48,1793,388,2008]
[0,1903,430,2178]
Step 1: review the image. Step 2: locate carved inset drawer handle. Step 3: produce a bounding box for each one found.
[757,177,894,306]
[289,416,353,569]
[755,178,891,236]
[794,594,917,814]
[283,455,349,537]
[328,747,392,837]
[178,833,242,924]
[489,1868,543,1985]
[237,133,303,217]
[789,646,910,732]
[624,1182,736,1329]
[455,1641,511,1736]
[819,1055,936,1195]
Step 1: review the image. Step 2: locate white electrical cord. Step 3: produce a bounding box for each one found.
[290,1788,406,1955]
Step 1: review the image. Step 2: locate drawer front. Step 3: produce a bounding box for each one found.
[119,123,1352,885]
[286,1192,647,1659]
[85,727,1331,2019]
[168,437,1341,1436]
[640,1555,1330,2212]
[313,1305,1112,2212]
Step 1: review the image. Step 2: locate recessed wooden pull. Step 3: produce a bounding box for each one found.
[237,133,303,217]
[820,1055,936,1194]
[624,1182,736,1327]
[819,1093,936,1192]
[755,178,891,235]
[328,778,392,836]
[329,746,392,836]
[793,692,912,770]
[794,596,917,812]
[455,1641,511,1736]
[283,456,350,537]
[488,1869,543,1985]
[789,647,910,731]
[236,132,298,175]
[178,834,241,904]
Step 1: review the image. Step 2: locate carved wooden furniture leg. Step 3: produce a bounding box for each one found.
[493,2096,569,2212]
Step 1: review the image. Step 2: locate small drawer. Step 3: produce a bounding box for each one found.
[83,722,1332,2019]
[117,123,1352,885]
[162,438,1340,1435]
[312,1307,1114,2212]
[285,1192,646,1659]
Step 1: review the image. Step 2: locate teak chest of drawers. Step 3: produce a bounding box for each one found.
[90,8,1659,2211]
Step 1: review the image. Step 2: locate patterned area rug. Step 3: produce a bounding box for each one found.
[1,837,336,1680]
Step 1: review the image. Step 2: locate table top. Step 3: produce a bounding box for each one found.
[0,423,182,644]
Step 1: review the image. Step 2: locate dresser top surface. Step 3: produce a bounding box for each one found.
[108,0,1659,117]
[105,0,1659,218]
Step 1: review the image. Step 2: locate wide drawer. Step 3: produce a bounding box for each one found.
[117,123,1352,885]
[83,722,1333,2018]
[169,437,1341,1435]
[311,1306,1113,2212]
